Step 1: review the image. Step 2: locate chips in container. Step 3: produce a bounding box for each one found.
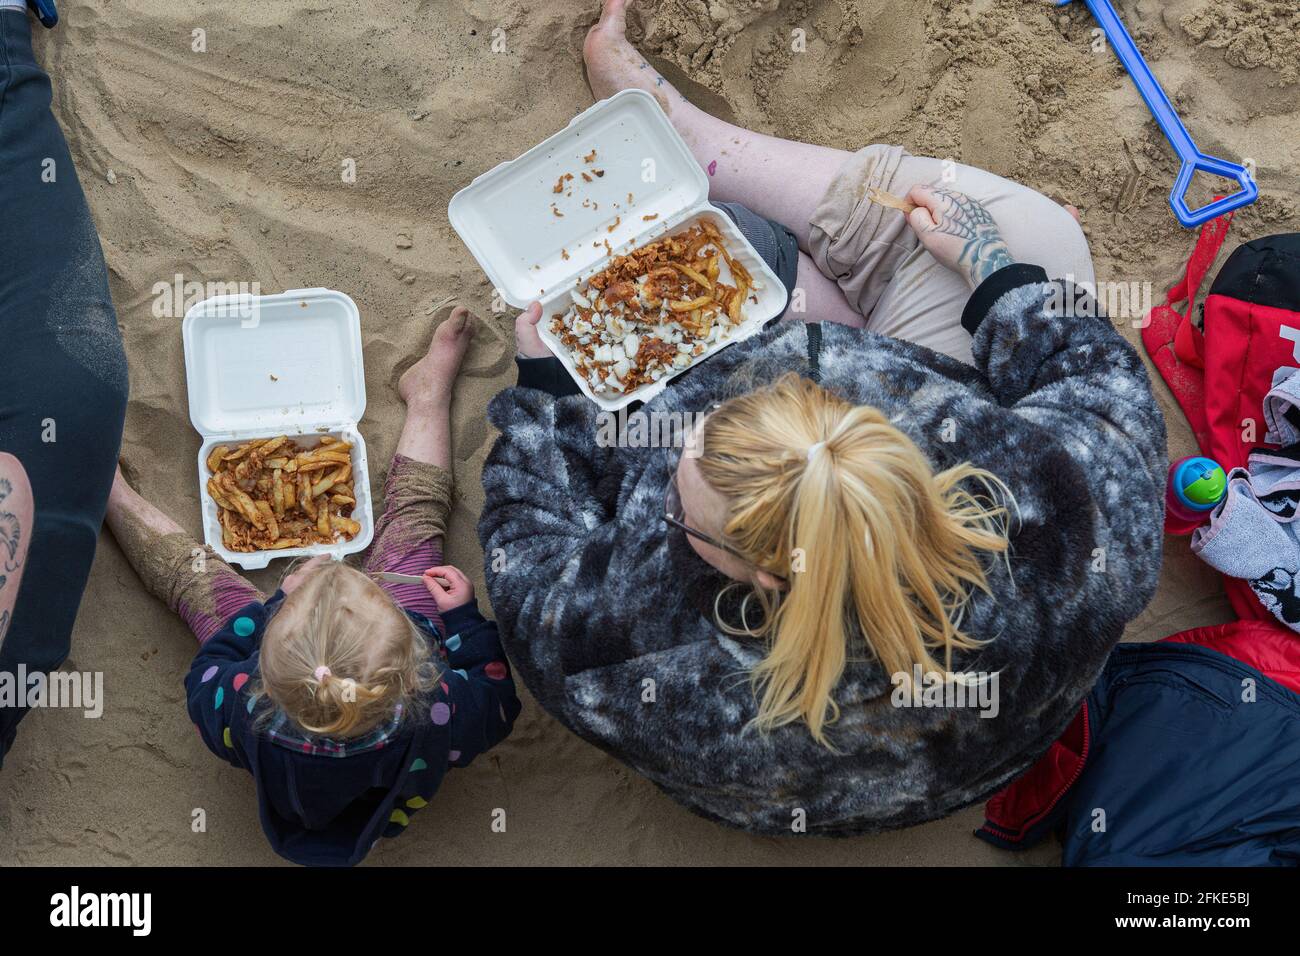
[182,288,375,569]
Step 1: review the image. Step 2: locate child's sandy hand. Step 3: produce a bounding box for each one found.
[422,565,474,611]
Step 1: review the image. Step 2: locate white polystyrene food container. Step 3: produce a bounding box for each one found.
[182,288,375,570]
[449,88,786,410]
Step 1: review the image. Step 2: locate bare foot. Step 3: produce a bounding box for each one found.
[584,0,660,104]
[106,465,185,538]
[398,306,474,408]
[1064,203,1081,223]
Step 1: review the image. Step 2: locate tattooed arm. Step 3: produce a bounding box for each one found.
[0,454,34,652]
[906,186,1016,288]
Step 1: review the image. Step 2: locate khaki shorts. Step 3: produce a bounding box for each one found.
[808,145,1096,364]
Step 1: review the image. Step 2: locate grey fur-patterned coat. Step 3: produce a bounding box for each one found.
[479,265,1166,835]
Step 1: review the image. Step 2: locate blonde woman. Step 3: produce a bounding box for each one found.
[477,2,1165,835]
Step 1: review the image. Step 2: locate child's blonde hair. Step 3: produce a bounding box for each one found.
[698,374,1013,747]
[256,561,437,738]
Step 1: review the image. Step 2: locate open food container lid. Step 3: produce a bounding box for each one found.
[183,288,373,569]
[183,288,366,437]
[449,89,710,309]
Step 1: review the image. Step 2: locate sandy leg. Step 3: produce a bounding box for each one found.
[395,306,473,469]
[585,1,862,326]
[105,469,264,644]
[367,309,474,619]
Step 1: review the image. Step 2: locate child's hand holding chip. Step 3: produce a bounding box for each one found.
[422,565,475,612]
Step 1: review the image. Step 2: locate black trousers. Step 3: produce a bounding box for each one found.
[0,10,128,765]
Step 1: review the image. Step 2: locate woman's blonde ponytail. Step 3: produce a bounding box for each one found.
[698,374,1012,747]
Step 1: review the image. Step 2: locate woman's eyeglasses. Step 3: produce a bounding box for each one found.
[665,472,740,558]
[665,472,785,585]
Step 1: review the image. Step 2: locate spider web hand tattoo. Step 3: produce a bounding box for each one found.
[927,188,1015,285]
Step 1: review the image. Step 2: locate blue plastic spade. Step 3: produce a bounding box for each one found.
[27,0,57,28]
[1057,0,1257,227]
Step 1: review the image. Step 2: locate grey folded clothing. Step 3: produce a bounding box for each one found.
[1190,366,1300,630]
[1244,450,1300,519]
[1264,365,1300,446]
[1193,470,1300,630]
[1192,473,1297,577]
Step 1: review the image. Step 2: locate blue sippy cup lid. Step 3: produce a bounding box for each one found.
[1173,457,1227,512]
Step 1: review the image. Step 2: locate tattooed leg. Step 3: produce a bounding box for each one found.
[0,455,34,654]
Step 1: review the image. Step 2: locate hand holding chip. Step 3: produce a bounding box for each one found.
[422,564,475,612]
[906,185,1016,290]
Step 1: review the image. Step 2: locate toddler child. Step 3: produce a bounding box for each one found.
[105,309,519,866]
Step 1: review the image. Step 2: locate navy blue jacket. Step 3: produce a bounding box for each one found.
[981,639,1300,866]
[185,592,520,866]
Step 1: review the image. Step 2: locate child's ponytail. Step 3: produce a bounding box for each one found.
[298,666,391,738]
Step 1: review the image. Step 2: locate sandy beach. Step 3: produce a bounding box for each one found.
[1,0,1297,865]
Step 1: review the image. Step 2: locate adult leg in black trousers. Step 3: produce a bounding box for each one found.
[0,7,128,765]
